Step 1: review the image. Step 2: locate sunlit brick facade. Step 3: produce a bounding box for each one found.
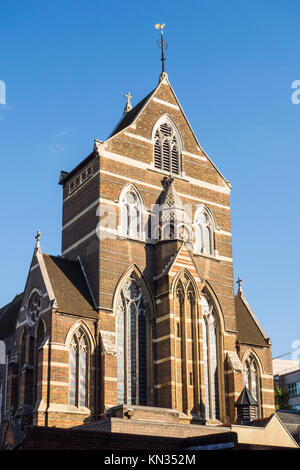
[0,72,275,448]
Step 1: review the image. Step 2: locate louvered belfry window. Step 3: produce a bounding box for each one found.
[154,121,181,175]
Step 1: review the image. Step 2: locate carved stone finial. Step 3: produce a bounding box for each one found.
[124,91,133,114]
[35,230,41,250]
[237,277,243,294]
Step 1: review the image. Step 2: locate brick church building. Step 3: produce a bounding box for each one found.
[0,66,279,449]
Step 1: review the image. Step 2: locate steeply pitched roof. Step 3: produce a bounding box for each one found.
[109,89,156,138]
[0,293,23,340]
[276,411,300,443]
[235,292,270,347]
[42,255,96,318]
[235,386,258,407]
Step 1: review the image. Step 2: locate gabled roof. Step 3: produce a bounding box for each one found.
[0,293,23,340]
[235,291,270,347]
[235,386,258,407]
[106,74,231,191]
[109,89,156,138]
[42,255,96,318]
[276,411,300,443]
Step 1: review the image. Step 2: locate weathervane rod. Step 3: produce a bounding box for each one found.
[155,23,166,74]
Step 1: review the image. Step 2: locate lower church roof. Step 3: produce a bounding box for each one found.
[0,293,23,340]
[42,254,96,317]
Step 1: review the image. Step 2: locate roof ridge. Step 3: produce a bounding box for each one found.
[107,87,157,140]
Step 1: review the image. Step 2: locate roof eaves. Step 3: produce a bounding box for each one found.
[58,151,95,186]
[166,80,232,192]
[105,83,161,143]
[238,291,270,343]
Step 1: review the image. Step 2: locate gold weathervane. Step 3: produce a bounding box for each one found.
[155,23,167,74]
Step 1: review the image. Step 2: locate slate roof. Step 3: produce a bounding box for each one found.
[0,293,23,340]
[42,255,97,318]
[108,89,156,138]
[235,293,269,347]
[235,386,258,407]
[276,411,300,442]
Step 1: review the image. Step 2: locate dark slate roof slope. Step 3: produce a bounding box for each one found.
[108,89,156,138]
[0,293,23,340]
[235,293,269,347]
[276,411,300,442]
[235,386,258,406]
[42,255,96,318]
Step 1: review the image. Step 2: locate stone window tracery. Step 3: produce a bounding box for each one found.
[69,328,89,407]
[194,208,215,256]
[27,291,42,326]
[116,274,148,406]
[201,295,219,420]
[120,186,143,239]
[153,120,181,175]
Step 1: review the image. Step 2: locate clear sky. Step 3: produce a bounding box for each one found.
[0,0,299,358]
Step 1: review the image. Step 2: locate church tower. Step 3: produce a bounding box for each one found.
[0,35,275,443]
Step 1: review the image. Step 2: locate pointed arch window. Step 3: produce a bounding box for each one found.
[120,186,143,239]
[201,295,219,420]
[34,322,45,404]
[244,356,259,403]
[174,273,199,417]
[116,273,148,406]
[194,208,215,256]
[153,120,181,175]
[69,328,89,407]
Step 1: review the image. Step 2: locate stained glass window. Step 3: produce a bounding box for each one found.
[244,355,259,404]
[201,295,219,420]
[68,328,89,407]
[116,276,148,406]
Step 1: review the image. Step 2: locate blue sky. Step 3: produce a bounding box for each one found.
[0,0,299,358]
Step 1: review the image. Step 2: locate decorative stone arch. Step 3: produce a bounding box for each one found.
[193,205,217,256]
[118,184,145,240]
[151,114,184,151]
[65,321,95,409]
[151,115,183,175]
[112,264,155,320]
[241,348,263,418]
[65,321,96,354]
[171,268,203,417]
[171,267,201,301]
[241,348,264,376]
[113,264,155,406]
[199,280,226,423]
[194,204,217,230]
[200,280,226,335]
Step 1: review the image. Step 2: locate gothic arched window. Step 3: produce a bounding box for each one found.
[34,322,45,404]
[194,207,215,256]
[153,120,181,175]
[69,328,89,407]
[120,186,143,239]
[116,273,148,406]
[174,273,199,417]
[244,355,259,403]
[201,295,219,420]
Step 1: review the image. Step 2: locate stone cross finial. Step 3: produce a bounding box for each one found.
[237,277,243,294]
[124,92,132,114]
[35,230,41,250]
